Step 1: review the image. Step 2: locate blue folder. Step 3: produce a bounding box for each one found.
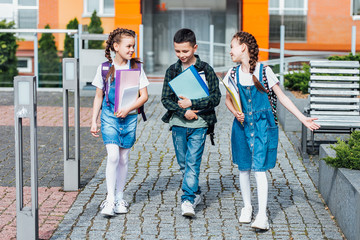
[168,65,209,99]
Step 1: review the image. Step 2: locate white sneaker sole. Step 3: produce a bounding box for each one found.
[101,211,115,217]
[114,209,128,214]
[251,222,269,230]
[182,211,195,217]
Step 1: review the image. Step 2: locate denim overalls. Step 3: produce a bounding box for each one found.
[100,69,138,149]
[231,64,279,171]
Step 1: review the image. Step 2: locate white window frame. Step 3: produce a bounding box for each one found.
[17,57,32,73]
[351,0,360,20]
[13,0,39,40]
[269,0,308,16]
[83,0,114,18]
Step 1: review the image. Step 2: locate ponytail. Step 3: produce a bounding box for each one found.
[233,32,266,93]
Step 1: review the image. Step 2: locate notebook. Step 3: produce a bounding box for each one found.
[114,69,140,113]
[168,65,209,99]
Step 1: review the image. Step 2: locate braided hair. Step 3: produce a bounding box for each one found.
[232,32,266,92]
[104,28,141,82]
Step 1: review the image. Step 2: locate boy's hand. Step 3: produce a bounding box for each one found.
[90,123,100,137]
[178,96,192,109]
[185,110,198,120]
[234,111,244,123]
[116,108,130,118]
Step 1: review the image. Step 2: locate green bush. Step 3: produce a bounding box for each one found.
[38,24,61,87]
[328,53,360,61]
[0,20,18,87]
[63,17,79,58]
[323,131,360,170]
[88,10,104,49]
[284,63,310,94]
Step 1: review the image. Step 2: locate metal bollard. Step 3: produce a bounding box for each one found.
[14,76,38,240]
[62,58,80,191]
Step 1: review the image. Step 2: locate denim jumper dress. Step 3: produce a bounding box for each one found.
[100,69,138,149]
[231,64,279,171]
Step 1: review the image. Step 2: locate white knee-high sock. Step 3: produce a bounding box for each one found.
[239,171,252,208]
[105,144,120,203]
[254,171,268,216]
[115,148,130,200]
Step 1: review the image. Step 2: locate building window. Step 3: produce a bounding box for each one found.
[17,0,38,38]
[17,58,32,73]
[269,0,307,41]
[0,0,12,3]
[83,0,114,17]
[352,0,360,20]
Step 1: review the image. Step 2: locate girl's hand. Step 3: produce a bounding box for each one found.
[116,108,130,118]
[178,96,192,109]
[90,122,100,137]
[185,110,198,120]
[234,111,244,123]
[302,117,321,131]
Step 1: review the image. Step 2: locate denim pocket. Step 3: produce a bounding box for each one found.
[267,126,278,150]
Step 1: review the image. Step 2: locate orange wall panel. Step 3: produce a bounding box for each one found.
[242,0,269,60]
[270,0,360,52]
[57,0,115,50]
[114,0,142,56]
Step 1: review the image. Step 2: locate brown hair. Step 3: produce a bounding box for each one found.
[104,28,141,82]
[232,31,266,92]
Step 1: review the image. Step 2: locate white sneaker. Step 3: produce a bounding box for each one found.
[193,194,202,208]
[239,206,253,223]
[251,214,270,230]
[100,200,115,217]
[114,199,128,214]
[181,200,195,217]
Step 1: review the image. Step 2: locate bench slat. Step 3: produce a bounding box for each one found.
[310,97,360,103]
[311,68,360,74]
[310,61,360,68]
[309,82,359,89]
[310,104,359,110]
[310,90,359,95]
[310,110,359,116]
[314,121,360,127]
[310,75,360,81]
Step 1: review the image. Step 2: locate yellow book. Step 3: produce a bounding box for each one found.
[220,76,244,126]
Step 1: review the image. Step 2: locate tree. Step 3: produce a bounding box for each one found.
[38,24,61,87]
[63,17,79,58]
[88,10,104,49]
[0,20,18,87]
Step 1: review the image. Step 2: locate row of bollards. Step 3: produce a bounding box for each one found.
[14,58,80,239]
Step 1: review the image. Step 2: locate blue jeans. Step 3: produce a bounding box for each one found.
[172,126,207,203]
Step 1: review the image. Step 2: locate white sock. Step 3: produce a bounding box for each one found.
[254,171,268,217]
[239,171,252,208]
[115,148,130,199]
[105,144,120,203]
[116,192,124,202]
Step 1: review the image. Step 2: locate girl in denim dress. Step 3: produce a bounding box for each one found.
[90,28,149,217]
[224,31,320,230]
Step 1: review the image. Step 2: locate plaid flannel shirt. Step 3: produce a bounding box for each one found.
[161,55,221,127]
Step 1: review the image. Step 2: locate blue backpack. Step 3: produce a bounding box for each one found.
[101,61,147,121]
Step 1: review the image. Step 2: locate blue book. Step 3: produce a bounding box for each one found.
[168,65,209,99]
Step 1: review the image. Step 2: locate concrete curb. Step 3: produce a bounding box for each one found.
[319,144,360,240]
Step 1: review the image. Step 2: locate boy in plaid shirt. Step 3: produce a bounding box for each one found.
[161,28,221,217]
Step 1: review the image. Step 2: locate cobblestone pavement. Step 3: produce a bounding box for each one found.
[36,94,343,240]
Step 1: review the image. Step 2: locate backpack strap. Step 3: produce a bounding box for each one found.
[133,62,147,122]
[101,61,111,107]
[260,63,278,125]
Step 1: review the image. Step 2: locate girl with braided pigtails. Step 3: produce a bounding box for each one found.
[224,31,320,230]
[90,28,149,217]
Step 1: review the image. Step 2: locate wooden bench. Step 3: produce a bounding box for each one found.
[301,60,360,155]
